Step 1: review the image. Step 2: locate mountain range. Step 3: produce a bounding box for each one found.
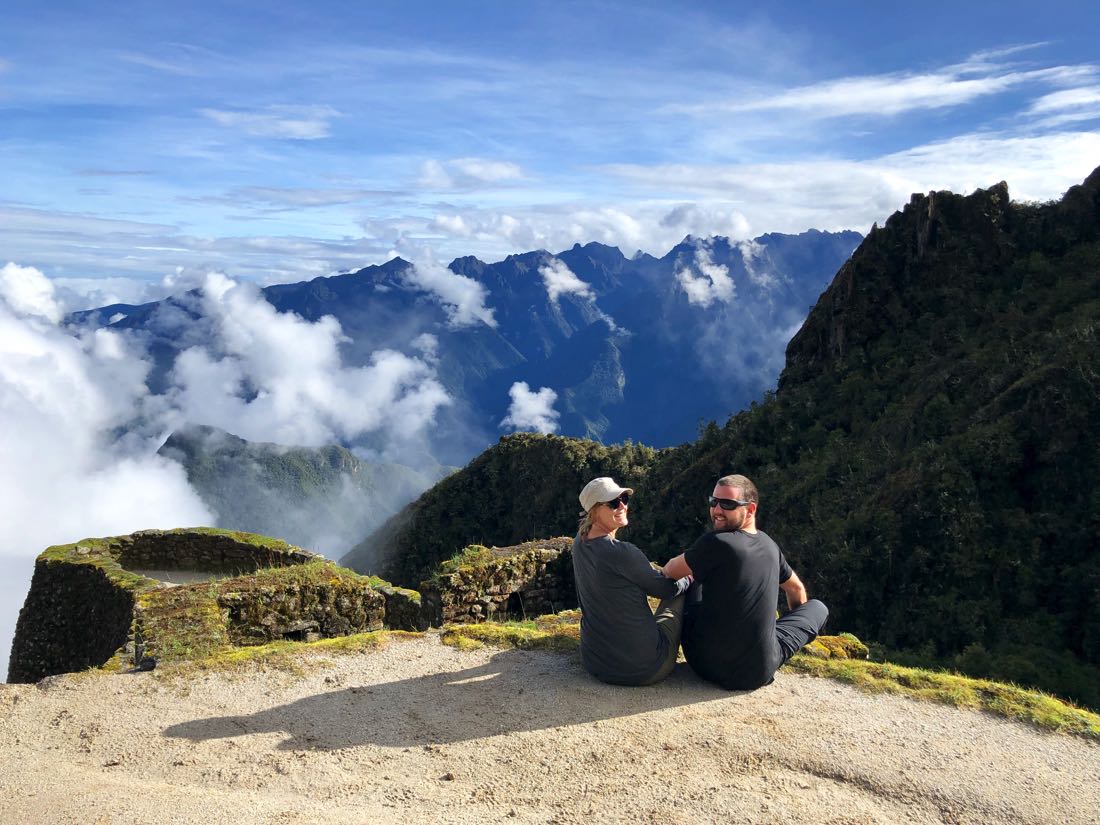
[71,230,861,466]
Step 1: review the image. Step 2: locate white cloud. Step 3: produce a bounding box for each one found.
[397,256,497,328]
[411,332,439,361]
[737,239,778,289]
[1028,86,1100,113]
[166,272,453,446]
[676,243,735,308]
[660,204,752,239]
[0,266,213,678]
[418,157,524,189]
[0,262,64,323]
[200,105,342,139]
[501,381,559,434]
[221,186,384,208]
[539,258,593,303]
[1025,85,1100,127]
[679,58,1096,120]
[606,131,1100,233]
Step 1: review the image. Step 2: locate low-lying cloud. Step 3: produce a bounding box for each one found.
[0,262,456,679]
[501,381,559,434]
[396,255,497,329]
[0,263,213,678]
[165,272,451,447]
[676,244,735,308]
[539,258,594,303]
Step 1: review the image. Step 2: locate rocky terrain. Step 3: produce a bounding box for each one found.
[2,633,1097,824]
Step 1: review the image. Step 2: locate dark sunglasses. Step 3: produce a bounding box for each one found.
[603,493,631,509]
[708,495,750,511]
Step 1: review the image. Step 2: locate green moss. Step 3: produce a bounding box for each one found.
[440,619,580,652]
[803,632,870,659]
[134,560,384,665]
[37,528,312,598]
[154,526,306,553]
[436,544,495,577]
[787,655,1100,740]
[218,558,362,592]
[39,539,157,594]
[137,582,227,663]
[366,575,423,605]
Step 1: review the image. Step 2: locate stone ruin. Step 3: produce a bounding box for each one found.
[419,537,577,626]
[7,528,579,683]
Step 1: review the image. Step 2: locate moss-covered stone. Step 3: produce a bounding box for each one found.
[802,632,871,660]
[420,537,577,626]
[8,528,321,682]
[136,561,386,664]
[367,577,428,631]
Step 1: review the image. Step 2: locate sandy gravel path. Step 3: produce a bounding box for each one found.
[1,633,1097,824]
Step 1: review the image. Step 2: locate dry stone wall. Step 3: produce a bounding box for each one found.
[117,529,318,574]
[6,559,134,683]
[8,528,321,682]
[420,537,577,626]
[217,572,386,645]
[10,528,584,682]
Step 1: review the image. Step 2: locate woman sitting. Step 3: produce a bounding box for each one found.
[571,476,693,686]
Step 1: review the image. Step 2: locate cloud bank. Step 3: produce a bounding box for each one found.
[166,272,451,447]
[0,263,213,678]
[0,262,457,679]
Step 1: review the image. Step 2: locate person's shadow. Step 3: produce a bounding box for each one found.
[163,649,733,750]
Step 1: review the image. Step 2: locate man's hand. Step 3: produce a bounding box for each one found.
[662,553,693,580]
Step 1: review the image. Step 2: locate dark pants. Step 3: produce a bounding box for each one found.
[775,599,829,666]
[637,592,687,686]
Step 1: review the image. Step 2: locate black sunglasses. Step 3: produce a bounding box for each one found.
[603,493,631,509]
[708,495,750,511]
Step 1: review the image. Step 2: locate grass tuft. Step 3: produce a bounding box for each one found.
[441,617,580,652]
[786,655,1100,739]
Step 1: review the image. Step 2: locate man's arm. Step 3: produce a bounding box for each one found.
[618,545,686,598]
[661,553,693,579]
[779,571,808,610]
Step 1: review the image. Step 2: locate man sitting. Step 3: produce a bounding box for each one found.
[662,474,828,690]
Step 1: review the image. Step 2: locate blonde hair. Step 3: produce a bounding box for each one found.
[577,506,600,538]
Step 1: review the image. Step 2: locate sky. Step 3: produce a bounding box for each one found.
[2,0,1099,678]
[3,0,1099,306]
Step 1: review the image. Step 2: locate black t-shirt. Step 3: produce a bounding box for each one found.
[682,528,793,690]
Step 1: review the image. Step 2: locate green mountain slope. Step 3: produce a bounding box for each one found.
[343,167,1100,708]
[160,425,451,557]
[340,434,661,585]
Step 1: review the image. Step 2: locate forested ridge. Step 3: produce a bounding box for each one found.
[344,167,1100,708]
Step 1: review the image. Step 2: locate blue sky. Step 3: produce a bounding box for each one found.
[2,0,1099,306]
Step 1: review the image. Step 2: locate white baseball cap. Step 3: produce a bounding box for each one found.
[579,477,634,512]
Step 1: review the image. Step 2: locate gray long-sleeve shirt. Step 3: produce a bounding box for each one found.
[571,533,691,685]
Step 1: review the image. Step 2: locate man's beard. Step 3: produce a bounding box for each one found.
[712,508,745,531]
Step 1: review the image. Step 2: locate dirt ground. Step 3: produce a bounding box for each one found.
[1,633,1097,824]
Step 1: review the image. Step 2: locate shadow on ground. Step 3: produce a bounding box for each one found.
[163,648,738,749]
